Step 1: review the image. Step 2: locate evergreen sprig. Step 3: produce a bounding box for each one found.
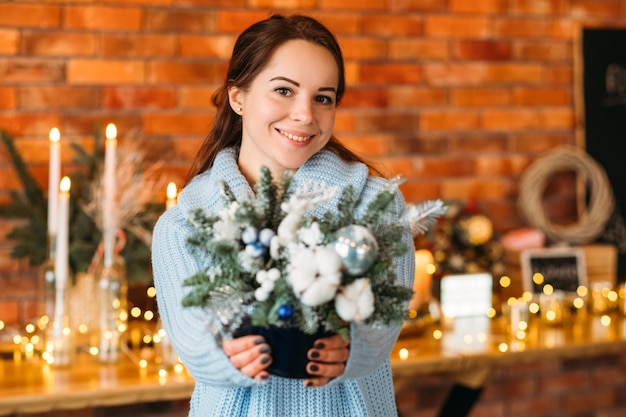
[0,130,49,265]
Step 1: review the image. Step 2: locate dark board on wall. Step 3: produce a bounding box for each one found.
[582,27,626,280]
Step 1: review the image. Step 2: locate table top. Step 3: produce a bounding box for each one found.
[0,353,194,415]
[2,311,625,416]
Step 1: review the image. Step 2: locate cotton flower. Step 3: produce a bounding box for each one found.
[288,247,342,306]
[335,278,375,322]
[297,222,323,247]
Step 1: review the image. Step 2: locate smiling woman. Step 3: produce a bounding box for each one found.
[229,39,339,183]
[151,13,415,417]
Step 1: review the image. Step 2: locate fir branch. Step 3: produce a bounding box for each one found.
[335,185,358,227]
[359,189,396,229]
[0,130,46,212]
[0,130,47,265]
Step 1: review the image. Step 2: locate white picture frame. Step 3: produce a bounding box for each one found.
[520,247,587,293]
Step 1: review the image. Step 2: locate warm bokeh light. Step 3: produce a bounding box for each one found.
[105,123,117,140]
[167,182,178,200]
[60,176,71,193]
[543,284,554,295]
[499,276,511,288]
[49,127,60,143]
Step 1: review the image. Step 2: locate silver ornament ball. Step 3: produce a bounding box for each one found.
[332,225,379,276]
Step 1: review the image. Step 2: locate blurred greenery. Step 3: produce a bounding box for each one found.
[0,128,164,285]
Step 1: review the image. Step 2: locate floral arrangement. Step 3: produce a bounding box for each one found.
[424,199,505,281]
[181,167,446,340]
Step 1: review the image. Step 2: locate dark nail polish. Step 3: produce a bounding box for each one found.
[309,364,319,372]
[261,355,271,364]
[310,351,320,358]
[260,346,270,353]
[260,373,269,380]
[314,342,325,349]
[254,338,264,345]
[305,381,314,387]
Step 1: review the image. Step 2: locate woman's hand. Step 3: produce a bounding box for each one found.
[304,334,350,387]
[222,336,272,381]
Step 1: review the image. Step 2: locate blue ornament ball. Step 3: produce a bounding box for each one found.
[332,225,379,276]
[277,304,294,320]
[241,226,258,244]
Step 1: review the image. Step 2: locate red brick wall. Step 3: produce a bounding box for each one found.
[1,2,625,323]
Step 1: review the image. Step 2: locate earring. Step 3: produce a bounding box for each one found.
[237,107,242,113]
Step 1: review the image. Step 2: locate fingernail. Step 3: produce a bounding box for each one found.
[260,373,269,380]
[254,338,264,345]
[305,381,314,387]
[314,342,325,349]
[261,355,271,364]
[310,351,320,358]
[260,346,270,353]
[309,364,319,372]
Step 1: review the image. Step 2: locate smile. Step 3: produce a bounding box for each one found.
[278,129,313,143]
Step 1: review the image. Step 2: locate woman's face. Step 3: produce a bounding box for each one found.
[230,39,339,184]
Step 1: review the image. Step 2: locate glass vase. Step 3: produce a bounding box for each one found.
[40,234,74,367]
[95,250,128,363]
[153,317,179,369]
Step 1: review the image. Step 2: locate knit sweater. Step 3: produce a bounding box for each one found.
[151,147,415,417]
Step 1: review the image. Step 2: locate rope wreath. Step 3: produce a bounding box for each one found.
[518,146,615,245]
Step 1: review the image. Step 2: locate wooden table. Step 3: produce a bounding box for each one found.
[2,312,626,415]
[0,354,194,416]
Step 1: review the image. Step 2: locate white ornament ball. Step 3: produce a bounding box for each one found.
[332,225,379,276]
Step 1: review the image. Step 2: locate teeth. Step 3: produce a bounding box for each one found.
[279,130,310,142]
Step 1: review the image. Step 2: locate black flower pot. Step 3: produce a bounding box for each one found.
[234,320,332,379]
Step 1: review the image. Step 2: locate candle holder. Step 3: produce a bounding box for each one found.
[504,298,529,341]
[153,317,179,369]
[590,281,617,315]
[539,290,566,327]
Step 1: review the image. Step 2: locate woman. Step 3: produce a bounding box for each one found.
[152,14,414,416]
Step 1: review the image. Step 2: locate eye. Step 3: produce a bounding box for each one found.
[275,87,292,96]
[315,95,334,105]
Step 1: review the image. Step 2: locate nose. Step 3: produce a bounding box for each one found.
[290,98,313,124]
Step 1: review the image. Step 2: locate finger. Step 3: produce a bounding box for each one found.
[306,361,345,379]
[312,334,349,350]
[228,342,271,370]
[307,345,349,363]
[304,377,332,387]
[222,335,265,357]
[239,352,273,378]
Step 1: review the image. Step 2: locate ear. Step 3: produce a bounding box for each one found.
[228,87,243,114]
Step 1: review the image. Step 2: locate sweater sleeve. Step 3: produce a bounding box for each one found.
[333,181,415,381]
[151,207,262,388]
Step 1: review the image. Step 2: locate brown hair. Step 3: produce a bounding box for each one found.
[185,14,380,184]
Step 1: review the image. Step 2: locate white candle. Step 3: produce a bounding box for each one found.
[103,123,117,264]
[409,249,435,310]
[47,128,61,236]
[166,182,178,210]
[54,177,71,289]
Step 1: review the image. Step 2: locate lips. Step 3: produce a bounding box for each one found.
[278,129,313,143]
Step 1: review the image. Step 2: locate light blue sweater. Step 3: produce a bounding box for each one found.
[151,147,415,416]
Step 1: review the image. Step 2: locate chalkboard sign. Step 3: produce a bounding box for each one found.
[581,28,626,279]
[520,247,587,293]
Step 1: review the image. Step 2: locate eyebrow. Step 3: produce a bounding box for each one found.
[269,76,337,94]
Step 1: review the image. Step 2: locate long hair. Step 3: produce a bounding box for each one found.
[185,14,379,184]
